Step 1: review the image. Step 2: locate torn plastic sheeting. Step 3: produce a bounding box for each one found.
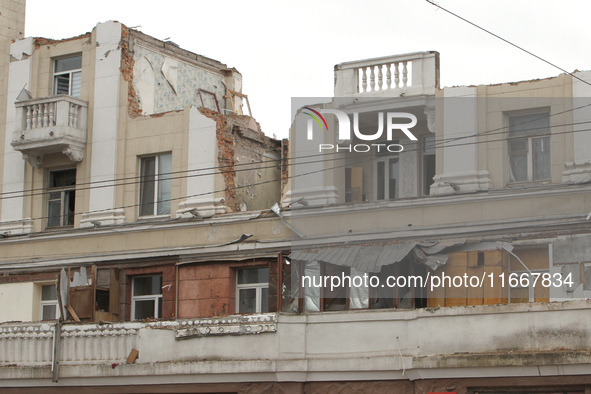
[291,243,424,273]
[290,240,516,273]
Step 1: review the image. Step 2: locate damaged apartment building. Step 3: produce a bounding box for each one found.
[2,1,591,393]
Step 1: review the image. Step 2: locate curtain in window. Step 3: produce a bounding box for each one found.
[157,154,172,215]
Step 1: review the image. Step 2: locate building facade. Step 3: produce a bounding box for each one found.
[1,1,591,392]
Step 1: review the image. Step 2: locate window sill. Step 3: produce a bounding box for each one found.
[137,215,171,221]
[506,180,552,188]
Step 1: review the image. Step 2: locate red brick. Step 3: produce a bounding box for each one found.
[194,299,212,317]
[211,278,230,299]
[211,299,230,316]
[162,300,174,319]
[195,280,212,299]
[178,300,194,319]
[178,280,198,300]
[193,265,214,280]
[211,263,231,278]
[179,266,196,280]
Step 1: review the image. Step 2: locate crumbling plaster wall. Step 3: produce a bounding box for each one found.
[198,108,281,212]
[131,44,226,116]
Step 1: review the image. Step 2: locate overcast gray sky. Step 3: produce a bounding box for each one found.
[25,0,591,139]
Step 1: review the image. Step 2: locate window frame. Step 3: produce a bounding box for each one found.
[53,54,82,98]
[39,282,60,321]
[236,267,269,314]
[421,135,436,196]
[47,168,76,228]
[131,275,163,320]
[374,151,400,201]
[138,153,172,218]
[507,111,551,184]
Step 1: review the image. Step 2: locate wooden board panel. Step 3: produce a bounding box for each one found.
[69,286,94,320]
[109,268,120,316]
[446,252,468,267]
[444,266,468,307]
[483,265,503,305]
[484,250,503,266]
[467,266,484,305]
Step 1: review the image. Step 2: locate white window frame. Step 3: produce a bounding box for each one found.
[131,275,162,320]
[236,268,269,314]
[508,112,551,183]
[374,153,399,200]
[47,168,76,228]
[508,252,549,304]
[39,283,60,321]
[53,55,82,97]
[139,153,172,218]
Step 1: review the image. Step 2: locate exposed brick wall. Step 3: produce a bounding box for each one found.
[120,25,142,118]
[198,108,281,212]
[32,33,91,49]
[125,265,175,320]
[0,271,59,284]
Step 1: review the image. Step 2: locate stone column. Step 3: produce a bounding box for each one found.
[0,37,33,234]
[282,102,339,207]
[80,21,125,227]
[563,71,591,183]
[176,106,227,218]
[430,86,492,195]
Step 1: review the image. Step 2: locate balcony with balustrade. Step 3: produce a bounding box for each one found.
[11,95,88,168]
[334,51,439,98]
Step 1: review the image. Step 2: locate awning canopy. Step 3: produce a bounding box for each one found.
[289,240,511,273]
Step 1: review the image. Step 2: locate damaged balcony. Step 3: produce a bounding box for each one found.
[11,95,88,168]
[1,302,591,383]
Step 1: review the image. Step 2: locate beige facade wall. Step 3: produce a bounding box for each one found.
[434,74,575,190]
[0,282,36,322]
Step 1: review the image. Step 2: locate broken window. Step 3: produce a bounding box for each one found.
[132,275,162,320]
[236,268,269,313]
[40,283,60,320]
[508,112,551,183]
[54,55,82,97]
[47,168,76,228]
[296,258,427,313]
[139,153,172,217]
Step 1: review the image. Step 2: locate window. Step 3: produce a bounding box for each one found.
[54,55,82,97]
[508,112,550,182]
[40,284,60,320]
[375,149,399,200]
[139,153,172,217]
[132,275,162,320]
[47,169,76,228]
[300,260,427,313]
[236,268,269,313]
[422,135,436,195]
[508,248,550,304]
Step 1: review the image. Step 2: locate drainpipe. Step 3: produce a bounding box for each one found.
[51,321,61,382]
[175,264,179,319]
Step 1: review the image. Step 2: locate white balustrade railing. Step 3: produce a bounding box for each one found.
[0,322,140,365]
[16,95,87,132]
[334,51,439,96]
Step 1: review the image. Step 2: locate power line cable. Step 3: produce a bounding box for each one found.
[425,0,591,88]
